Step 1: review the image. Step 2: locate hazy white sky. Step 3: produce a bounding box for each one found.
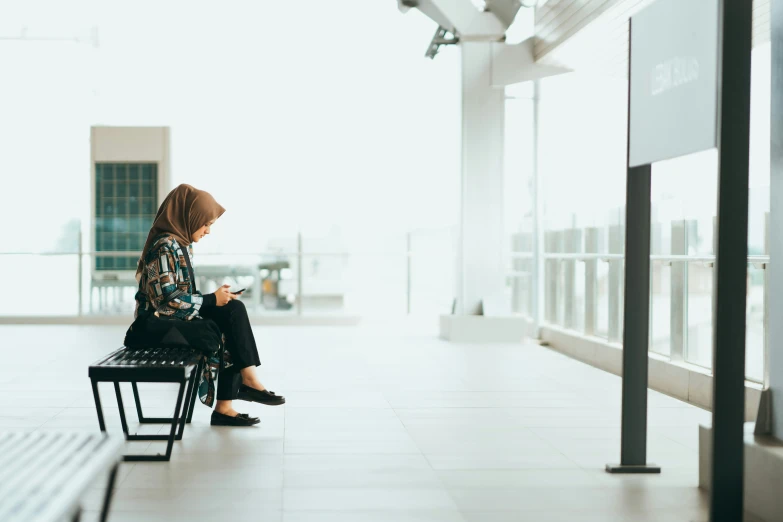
[0,0,461,253]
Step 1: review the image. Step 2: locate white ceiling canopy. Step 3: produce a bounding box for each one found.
[398,0,526,41]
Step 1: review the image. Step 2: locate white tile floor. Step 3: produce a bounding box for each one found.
[0,323,713,521]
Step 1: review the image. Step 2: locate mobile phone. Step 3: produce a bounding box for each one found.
[231,288,246,295]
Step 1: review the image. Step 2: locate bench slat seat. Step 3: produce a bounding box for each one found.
[0,431,122,522]
[89,346,202,382]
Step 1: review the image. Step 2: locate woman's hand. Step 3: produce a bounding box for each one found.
[213,284,236,307]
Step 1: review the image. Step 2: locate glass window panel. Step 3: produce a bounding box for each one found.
[129,181,139,197]
[540,73,628,330]
[141,164,154,181]
[650,263,671,356]
[117,182,127,198]
[686,262,713,368]
[142,180,154,198]
[745,45,770,380]
[129,164,139,181]
[574,261,585,333]
[115,164,127,182]
[746,265,765,382]
[596,260,610,338]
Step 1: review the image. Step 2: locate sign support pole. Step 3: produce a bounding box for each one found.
[606,21,659,473]
[605,162,659,474]
[709,0,752,519]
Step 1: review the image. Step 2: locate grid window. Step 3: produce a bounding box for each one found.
[95,163,158,270]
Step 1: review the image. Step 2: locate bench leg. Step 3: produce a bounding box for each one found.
[186,360,203,424]
[99,462,120,522]
[114,382,131,436]
[123,381,187,462]
[175,365,199,440]
[91,379,107,432]
[132,363,201,426]
[164,381,187,459]
[131,381,178,424]
[131,382,147,422]
[116,381,187,441]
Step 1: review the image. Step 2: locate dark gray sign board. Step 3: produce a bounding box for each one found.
[629,0,720,167]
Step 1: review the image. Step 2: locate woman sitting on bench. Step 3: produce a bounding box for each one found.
[134,183,285,427]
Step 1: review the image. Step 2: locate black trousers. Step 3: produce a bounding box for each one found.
[199,300,261,400]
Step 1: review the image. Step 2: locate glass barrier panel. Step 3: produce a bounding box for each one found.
[685,262,713,368]
[746,264,765,383]
[650,263,672,356]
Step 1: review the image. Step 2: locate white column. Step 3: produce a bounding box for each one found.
[456,41,506,315]
[531,79,544,336]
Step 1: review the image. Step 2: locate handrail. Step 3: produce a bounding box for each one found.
[538,252,770,263]
[0,251,453,258]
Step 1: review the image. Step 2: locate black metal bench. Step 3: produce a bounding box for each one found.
[89,346,204,462]
[0,431,123,522]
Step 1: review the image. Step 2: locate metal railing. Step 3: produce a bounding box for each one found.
[0,230,457,318]
[516,217,769,385]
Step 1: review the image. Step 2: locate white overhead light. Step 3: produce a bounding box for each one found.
[471,0,488,12]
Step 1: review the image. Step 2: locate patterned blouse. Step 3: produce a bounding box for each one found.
[135,235,214,320]
[135,234,228,407]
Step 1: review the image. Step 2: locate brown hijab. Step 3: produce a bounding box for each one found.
[136,184,226,280]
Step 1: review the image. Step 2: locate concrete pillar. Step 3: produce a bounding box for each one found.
[455,41,506,316]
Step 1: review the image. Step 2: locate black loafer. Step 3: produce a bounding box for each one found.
[210,410,260,426]
[237,384,286,406]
